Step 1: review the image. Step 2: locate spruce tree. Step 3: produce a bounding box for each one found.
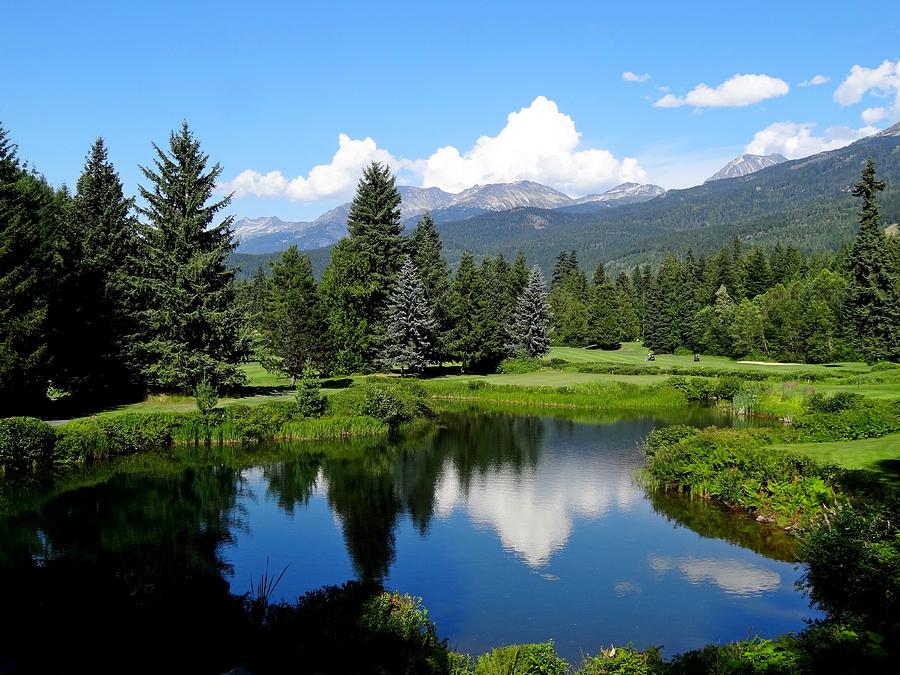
[614,272,641,342]
[0,124,55,412]
[320,238,377,374]
[447,252,480,371]
[469,257,512,372]
[260,245,326,382]
[346,161,404,308]
[845,160,900,361]
[381,256,436,374]
[586,280,620,349]
[49,138,138,401]
[408,213,451,361]
[508,265,551,357]
[643,254,684,353]
[129,122,245,392]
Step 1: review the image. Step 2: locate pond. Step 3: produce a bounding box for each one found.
[0,409,818,667]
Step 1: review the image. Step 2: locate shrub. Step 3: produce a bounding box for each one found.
[644,425,698,457]
[332,378,432,429]
[55,413,178,461]
[547,358,569,370]
[871,361,900,372]
[0,417,56,469]
[712,375,744,401]
[798,500,900,631]
[466,380,487,391]
[194,380,219,414]
[667,635,803,674]
[474,642,568,675]
[497,356,543,374]
[295,366,328,418]
[577,645,665,674]
[794,397,900,440]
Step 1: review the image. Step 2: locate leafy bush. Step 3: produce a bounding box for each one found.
[467,380,487,391]
[497,356,543,374]
[644,426,840,525]
[0,417,56,470]
[871,361,900,372]
[644,425,698,457]
[547,358,569,370]
[578,645,665,674]
[712,375,745,401]
[474,641,568,675]
[194,380,219,414]
[798,500,900,631]
[332,378,432,429]
[794,397,900,440]
[55,413,178,461]
[248,581,449,674]
[667,635,803,674]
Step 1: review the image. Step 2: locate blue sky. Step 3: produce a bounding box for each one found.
[2,1,899,221]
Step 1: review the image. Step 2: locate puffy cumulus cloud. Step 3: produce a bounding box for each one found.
[622,70,650,83]
[226,97,646,201]
[420,96,646,194]
[654,73,789,108]
[745,121,876,159]
[799,74,830,87]
[834,59,900,123]
[223,133,400,202]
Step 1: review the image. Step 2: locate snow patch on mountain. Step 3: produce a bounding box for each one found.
[705,154,787,183]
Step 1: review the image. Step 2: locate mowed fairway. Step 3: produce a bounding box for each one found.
[769,433,900,485]
[548,343,870,377]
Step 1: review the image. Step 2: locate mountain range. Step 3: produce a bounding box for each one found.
[233,181,666,254]
[230,123,900,279]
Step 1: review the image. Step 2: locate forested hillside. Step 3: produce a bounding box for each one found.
[435,125,900,273]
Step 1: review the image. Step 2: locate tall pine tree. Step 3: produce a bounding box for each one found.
[49,138,138,401]
[0,123,56,412]
[845,159,900,361]
[129,122,245,392]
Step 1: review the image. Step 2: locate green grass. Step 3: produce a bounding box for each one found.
[770,432,900,479]
[429,369,670,387]
[548,342,870,376]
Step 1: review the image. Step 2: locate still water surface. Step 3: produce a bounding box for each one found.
[0,410,817,663]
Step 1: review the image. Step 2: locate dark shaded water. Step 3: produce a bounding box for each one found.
[0,410,817,666]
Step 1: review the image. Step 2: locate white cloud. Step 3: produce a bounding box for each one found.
[421,96,645,194]
[224,133,401,202]
[799,75,830,87]
[834,59,900,123]
[622,70,650,83]
[654,73,790,108]
[745,121,876,159]
[225,96,645,201]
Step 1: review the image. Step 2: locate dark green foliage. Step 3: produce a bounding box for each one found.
[248,581,450,675]
[194,379,219,415]
[643,254,685,353]
[449,254,510,373]
[296,365,328,418]
[0,123,55,412]
[508,265,551,357]
[327,378,431,429]
[320,238,377,374]
[49,138,138,402]
[129,122,245,392]
[644,426,838,525]
[381,256,437,374]
[259,245,327,379]
[798,501,900,632]
[845,160,900,362]
[409,213,453,361]
[548,250,589,345]
[53,412,181,461]
[793,396,900,440]
[0,417,55,470]
[473,641,568,675]
[586,280,622,349]
[346,161,405,309]
[577,645,665,674]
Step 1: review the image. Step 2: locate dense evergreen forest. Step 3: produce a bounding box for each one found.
[2,121,899,416]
